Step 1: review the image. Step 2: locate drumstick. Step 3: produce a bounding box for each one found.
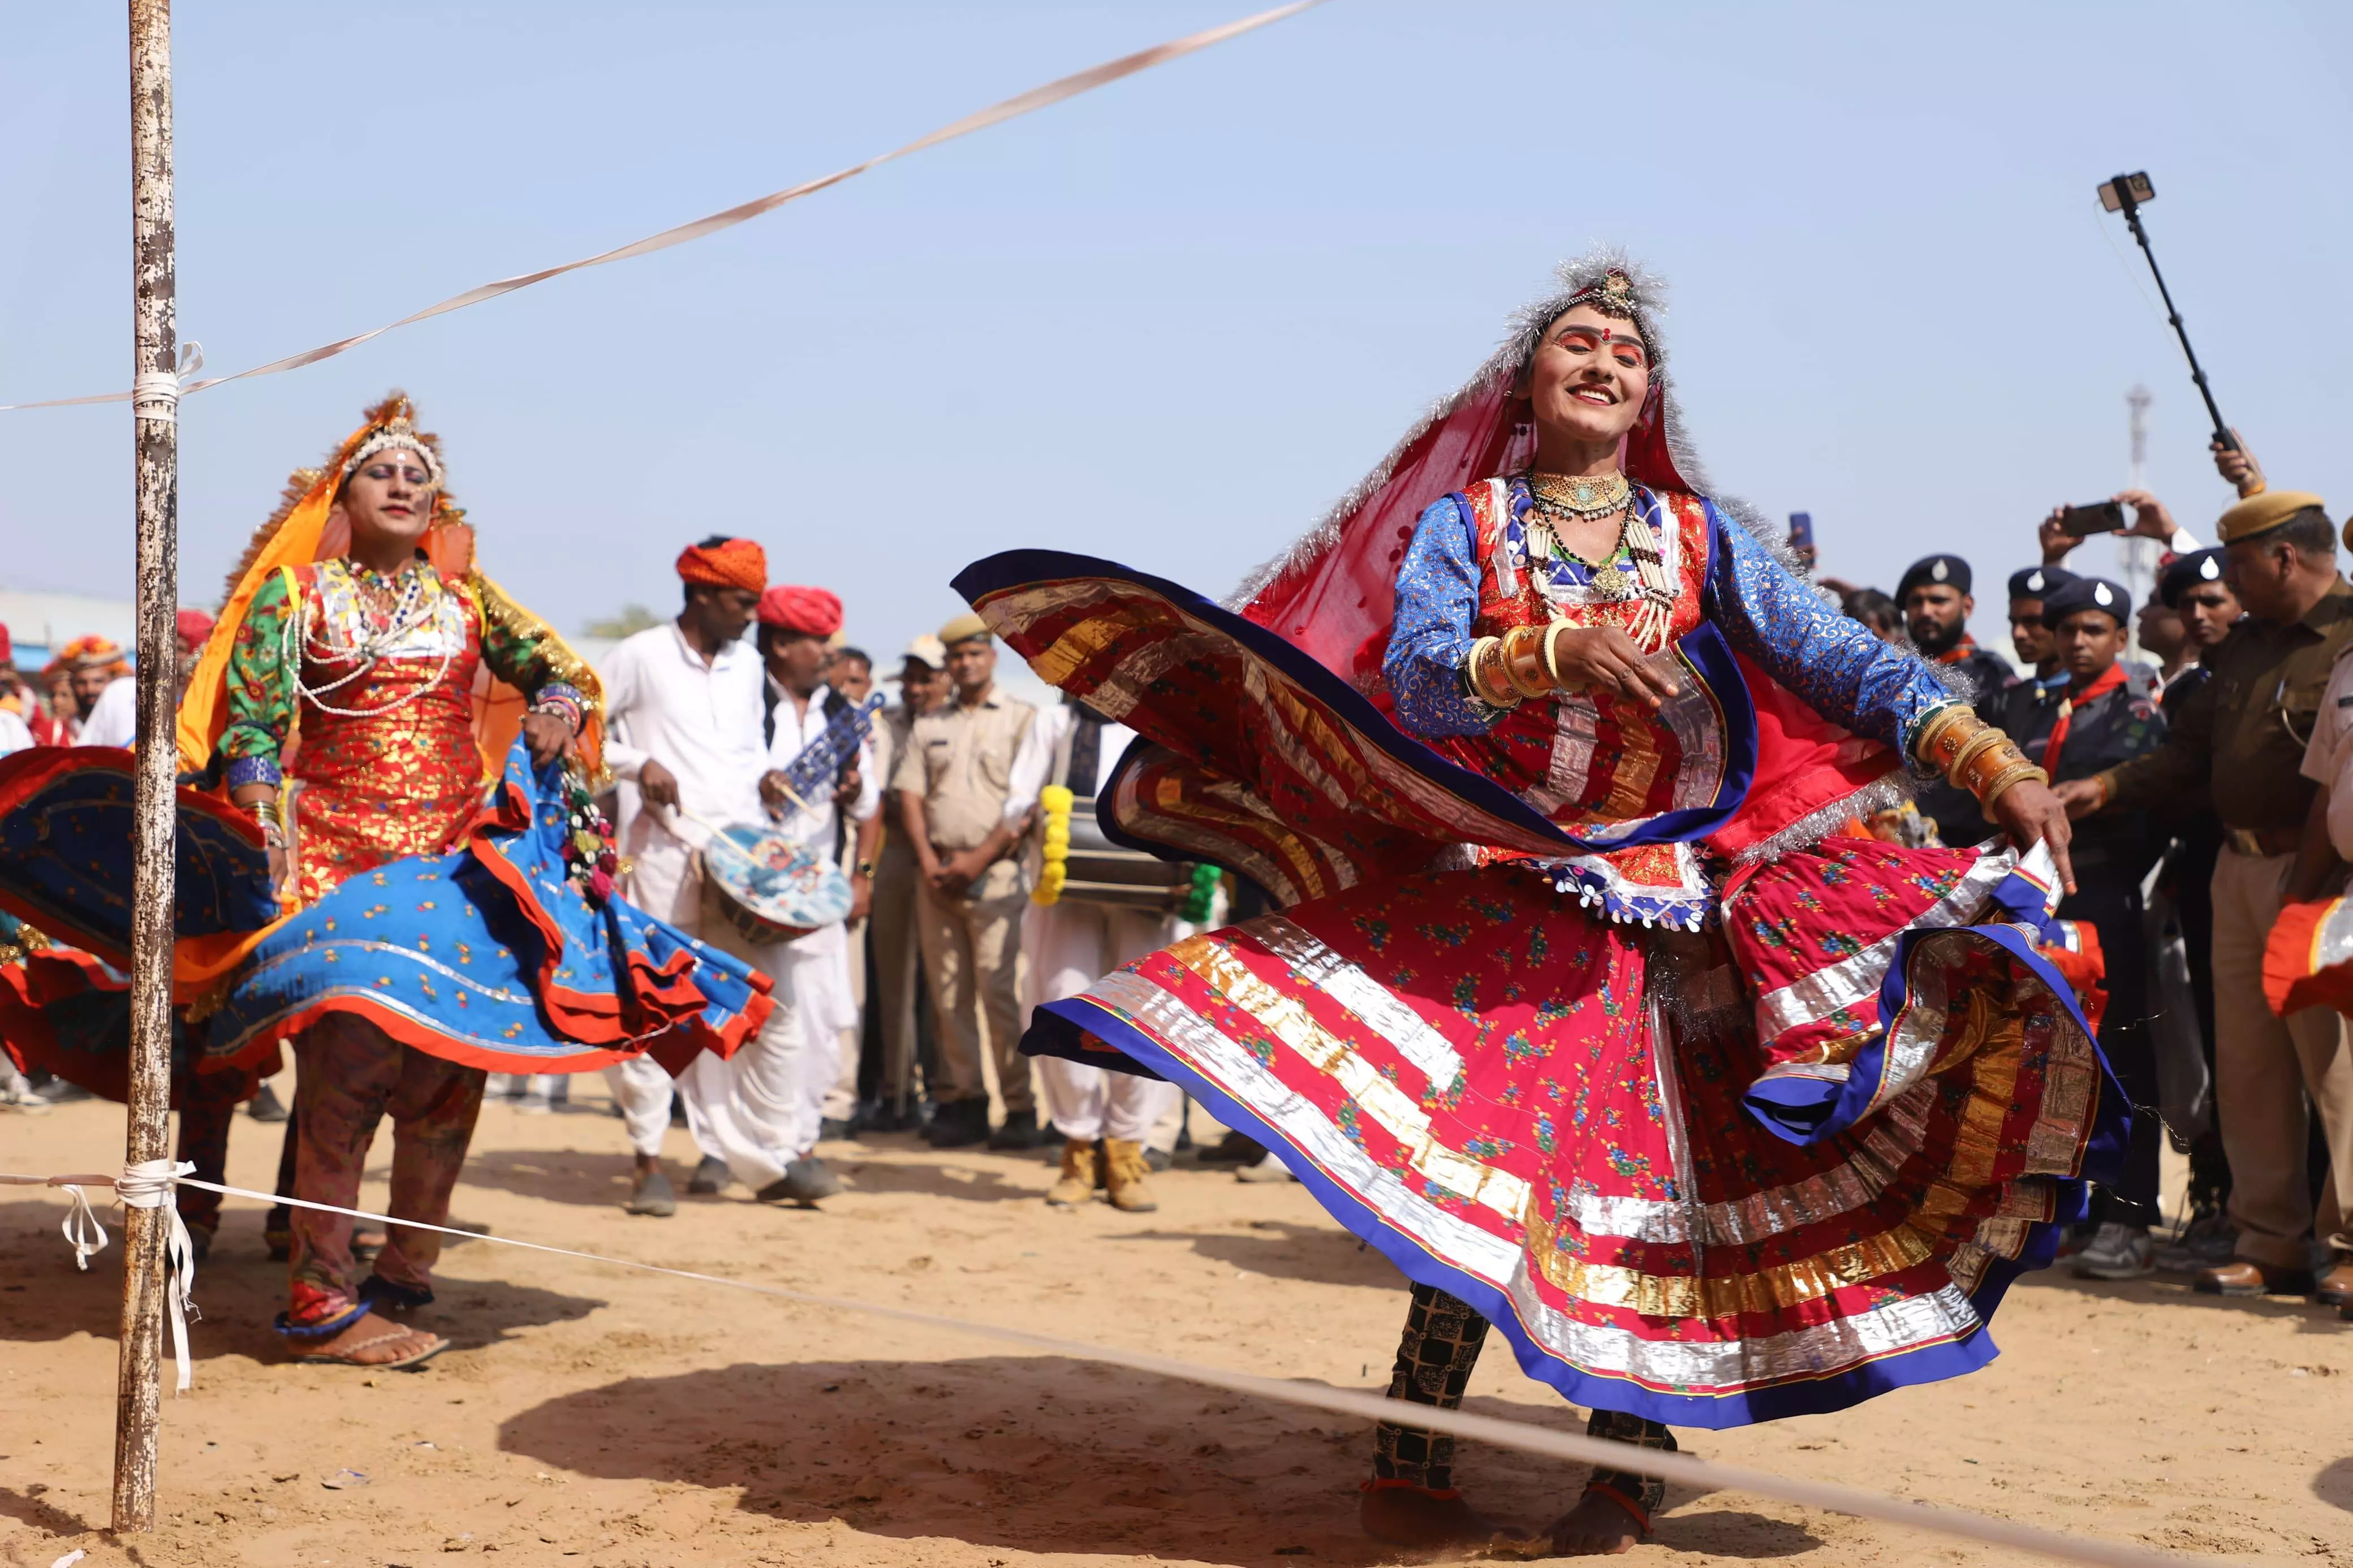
[662,804,760,867]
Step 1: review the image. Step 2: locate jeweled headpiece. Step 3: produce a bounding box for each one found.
[338,398,446,489]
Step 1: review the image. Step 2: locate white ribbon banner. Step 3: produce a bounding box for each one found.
[0,1,1323,413]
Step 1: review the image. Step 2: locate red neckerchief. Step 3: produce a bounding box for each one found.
[2042,663,2128,779]
[1932,634,1979,666]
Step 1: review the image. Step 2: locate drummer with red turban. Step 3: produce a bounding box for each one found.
[751,582,880,1185]
[600,537,857,1213]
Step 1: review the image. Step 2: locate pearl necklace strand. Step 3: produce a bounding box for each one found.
[283,560,459,719]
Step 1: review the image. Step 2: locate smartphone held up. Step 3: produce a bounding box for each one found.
[2058,500,2126,538]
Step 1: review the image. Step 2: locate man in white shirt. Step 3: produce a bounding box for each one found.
[753,586,881,1190]
[76,610,216,749]
[1007,695,1192,1211]
[597,536,837,1213]
[56,636,132,746]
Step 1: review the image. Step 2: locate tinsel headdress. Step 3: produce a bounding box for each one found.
[179,392,474,772]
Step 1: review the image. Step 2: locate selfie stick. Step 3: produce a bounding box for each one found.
[2099,171,2236,452]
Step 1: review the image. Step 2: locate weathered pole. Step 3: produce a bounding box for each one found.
[115,0,179,1534]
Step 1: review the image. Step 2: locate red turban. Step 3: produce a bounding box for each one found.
[59,635,128,674]
[757,586,843,638]
[0,623,11,667]
[675,537,768,594]
[175,608,216,649]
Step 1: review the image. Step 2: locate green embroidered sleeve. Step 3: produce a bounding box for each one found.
[219,569,296,774]
[467,569,605,719]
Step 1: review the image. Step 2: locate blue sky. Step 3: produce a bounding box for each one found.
[2,1,2346,667]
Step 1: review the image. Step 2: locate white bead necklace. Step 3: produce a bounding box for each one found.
[283,560,460,719]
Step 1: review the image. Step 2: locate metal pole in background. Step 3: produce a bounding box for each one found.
[115,0,180,1533]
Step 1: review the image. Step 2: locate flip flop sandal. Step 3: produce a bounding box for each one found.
[290,1323,448,1370]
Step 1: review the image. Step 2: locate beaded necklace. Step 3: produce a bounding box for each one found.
[283,558,460,719]
[1517,474,1679,653]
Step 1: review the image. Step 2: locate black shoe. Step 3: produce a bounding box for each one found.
[861,1102,918,1134]
[757,1156,843,1207]
[988,1109,1045,1150]
[819,1116,855,1141]
[1199,1130,1265,1165]
[925,1100,989,1149]
[31,1076,92,1107]
[687,1155,732,1195]
[360,1275,435,1314]
[245,1084,290,1122]
[1143,1146,1173,1173]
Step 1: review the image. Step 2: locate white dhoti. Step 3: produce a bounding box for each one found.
[605,835,833,1187]
[1024,900,1182,1147]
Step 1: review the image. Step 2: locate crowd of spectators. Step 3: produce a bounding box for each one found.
[1818,438,2350,1318]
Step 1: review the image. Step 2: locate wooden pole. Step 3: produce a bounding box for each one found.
[114,0,179,1534]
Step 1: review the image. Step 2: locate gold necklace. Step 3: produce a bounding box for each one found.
[1527,470,1631,519]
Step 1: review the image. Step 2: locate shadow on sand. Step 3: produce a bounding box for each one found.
[499,1356,1813,1563]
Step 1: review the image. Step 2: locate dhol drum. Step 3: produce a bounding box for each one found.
[701,822,854,945]
[1057,796,1188,910]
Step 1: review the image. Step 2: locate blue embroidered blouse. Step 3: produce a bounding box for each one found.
[1383,484,1959,763]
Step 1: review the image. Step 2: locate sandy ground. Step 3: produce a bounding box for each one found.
[2,1084,2349,1568]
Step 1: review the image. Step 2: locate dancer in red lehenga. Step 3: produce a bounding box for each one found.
[952,253,2123,1553]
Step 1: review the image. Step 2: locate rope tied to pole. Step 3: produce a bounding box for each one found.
[115,1159,201,1394]
[6,1164,202,1393]
[126,342,203,425]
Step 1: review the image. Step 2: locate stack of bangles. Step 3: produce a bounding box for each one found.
[1913,705,2048,807]
[1463,622,1572,709]
[530,682,588,735]
[249,798,287,852]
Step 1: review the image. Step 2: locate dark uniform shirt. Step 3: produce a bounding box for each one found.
[1998,670,2068,764]
[1915,637,2022,847]
[2104,578,2353,835]
[2044,678,2167,883]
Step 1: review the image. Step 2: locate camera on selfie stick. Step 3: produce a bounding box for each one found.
[2097,171,2237,453]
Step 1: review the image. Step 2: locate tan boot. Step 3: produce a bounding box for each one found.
[1103,1139,1160,1213]
[1046,1138,1098,1208]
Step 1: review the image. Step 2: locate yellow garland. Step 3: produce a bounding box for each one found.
[1033,784,1074,906]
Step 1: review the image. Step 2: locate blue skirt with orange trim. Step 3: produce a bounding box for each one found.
[0,740,768,1097]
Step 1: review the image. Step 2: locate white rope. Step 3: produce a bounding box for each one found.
[124,342,204,425]
[0,1165,2216,1568]
[115,1159,201,1394]
[0,3,1323,414]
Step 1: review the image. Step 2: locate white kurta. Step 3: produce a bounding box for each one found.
[596,623,811,1184]
[763,683,880,1144]
[77,675,136,748]
[1015,707,1185,1145]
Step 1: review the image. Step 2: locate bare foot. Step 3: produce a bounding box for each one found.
[1544,1491,1643,1556]
[1359,1484,1506,1549]
[291,1310,446,1369]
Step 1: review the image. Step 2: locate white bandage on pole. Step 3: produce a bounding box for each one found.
[116,1158,201,1395]
[126,342,203,426]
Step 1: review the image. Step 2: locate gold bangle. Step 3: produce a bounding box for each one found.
[1466,638,1519,709]
[1980,761,2049,807]
[1502,625,1553,701]
[1540,621,1568,687]
[1960,739,2031,801]
[1912,705,1981,771]
[1947,728,2009,787]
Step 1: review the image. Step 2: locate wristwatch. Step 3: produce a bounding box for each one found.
[853,858,878,878]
